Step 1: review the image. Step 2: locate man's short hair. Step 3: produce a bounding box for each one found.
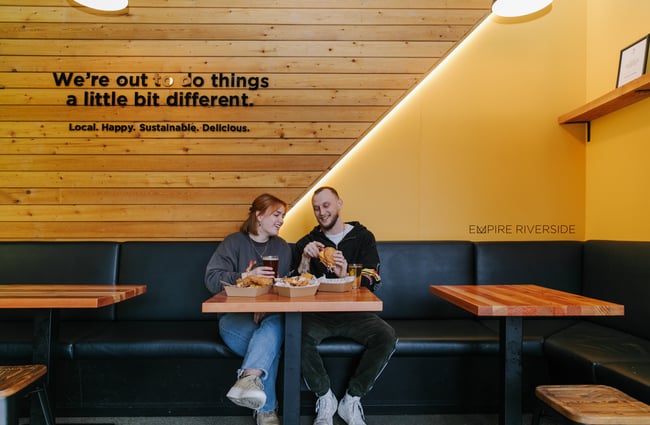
[313,186,339,199]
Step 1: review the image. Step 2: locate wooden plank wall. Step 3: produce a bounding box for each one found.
[0,0,490,241]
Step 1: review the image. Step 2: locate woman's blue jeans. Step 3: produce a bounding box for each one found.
[219,312,284,413]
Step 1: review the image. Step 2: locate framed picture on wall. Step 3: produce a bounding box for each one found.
[616,34,649,88]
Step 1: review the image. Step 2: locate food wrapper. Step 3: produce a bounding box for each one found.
[317,276,355,292]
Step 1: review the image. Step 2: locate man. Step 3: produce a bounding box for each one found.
[293,187,397,425]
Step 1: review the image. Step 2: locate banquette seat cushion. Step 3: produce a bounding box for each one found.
[543,241,650,404]
[595,362,650,404]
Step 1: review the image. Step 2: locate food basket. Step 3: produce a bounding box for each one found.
[274,276,319,297]
[224,285,272,297]
[317,276,355,292]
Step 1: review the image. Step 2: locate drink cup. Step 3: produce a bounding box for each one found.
[348,264,363,289]
[262,255,279,278]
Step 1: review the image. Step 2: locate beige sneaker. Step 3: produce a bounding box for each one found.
[255,410,280,425]
[226,374,266,410]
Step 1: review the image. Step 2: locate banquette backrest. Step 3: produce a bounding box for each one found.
[3,240,644,332]
[376,241,475,320]
[375,241,587,321]
[116,241,219,321]
[582,240,650,341]
[0,242,120,320]
[0,242,119,286]
[474,241,584,293]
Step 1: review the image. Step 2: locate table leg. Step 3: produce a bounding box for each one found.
[499,316,523,425]
[31,309,58,425]
[29,310,112,425]
[283,312,302,425]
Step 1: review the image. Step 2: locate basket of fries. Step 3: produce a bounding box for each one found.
[224,275,273,297]
[274,273,319,297]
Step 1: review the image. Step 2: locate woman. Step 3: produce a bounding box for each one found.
[205,193,291,425]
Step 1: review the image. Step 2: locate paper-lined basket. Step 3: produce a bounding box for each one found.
[274,276,319,297]
[224,285,271,297]
[317,276,355,292]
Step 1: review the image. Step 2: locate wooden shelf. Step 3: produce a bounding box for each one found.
[558,73,650,124]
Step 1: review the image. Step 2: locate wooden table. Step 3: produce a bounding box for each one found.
[0,284,147,425]
[202,287,383,425]
[429,284,624,425]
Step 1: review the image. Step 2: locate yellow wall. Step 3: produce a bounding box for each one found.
[282,0,588,242]
[584,1,650,241]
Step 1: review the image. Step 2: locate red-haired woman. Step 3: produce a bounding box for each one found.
[205,193,291,425]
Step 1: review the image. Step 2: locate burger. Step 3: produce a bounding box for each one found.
[318,246,337,269]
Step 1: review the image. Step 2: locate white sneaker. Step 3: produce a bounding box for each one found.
[337,392,367,425]
[313,389,337,425]
[226,374,266,410]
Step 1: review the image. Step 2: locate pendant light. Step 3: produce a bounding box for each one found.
[73,0,128,11]
[492,0,552,18]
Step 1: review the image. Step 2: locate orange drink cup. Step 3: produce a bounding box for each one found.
[347,264,363,289]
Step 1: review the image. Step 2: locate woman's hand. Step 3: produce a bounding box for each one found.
[242,265,275,279]
[253,312,267,324]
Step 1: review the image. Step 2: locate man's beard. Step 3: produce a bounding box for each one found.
[319,212,339,231]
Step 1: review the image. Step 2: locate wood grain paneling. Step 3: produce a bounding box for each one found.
[0,0,490,240]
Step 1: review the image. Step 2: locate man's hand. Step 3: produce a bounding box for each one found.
[302,241,325,259]
[298,241,323,273]
[300,242,348,277]
[329,250,348,278]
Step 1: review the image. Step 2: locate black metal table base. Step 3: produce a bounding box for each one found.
[282,312,302,425]
[499,316,523,425]
[30,309,58,425]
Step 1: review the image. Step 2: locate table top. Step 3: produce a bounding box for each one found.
[0,284,147,309]
[535,385,650,425]
[202,287,383,314]
[429,284,624,317]
[0,364,48,398]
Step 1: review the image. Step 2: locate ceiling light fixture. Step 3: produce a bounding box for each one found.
[491,0,552,18]
[73,0,128,11]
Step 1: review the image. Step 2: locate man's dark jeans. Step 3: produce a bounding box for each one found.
[301,312,397,397]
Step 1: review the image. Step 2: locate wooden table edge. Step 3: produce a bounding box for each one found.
[0,284,147,309]
[429,284,624,317]
[202,287,382,314]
